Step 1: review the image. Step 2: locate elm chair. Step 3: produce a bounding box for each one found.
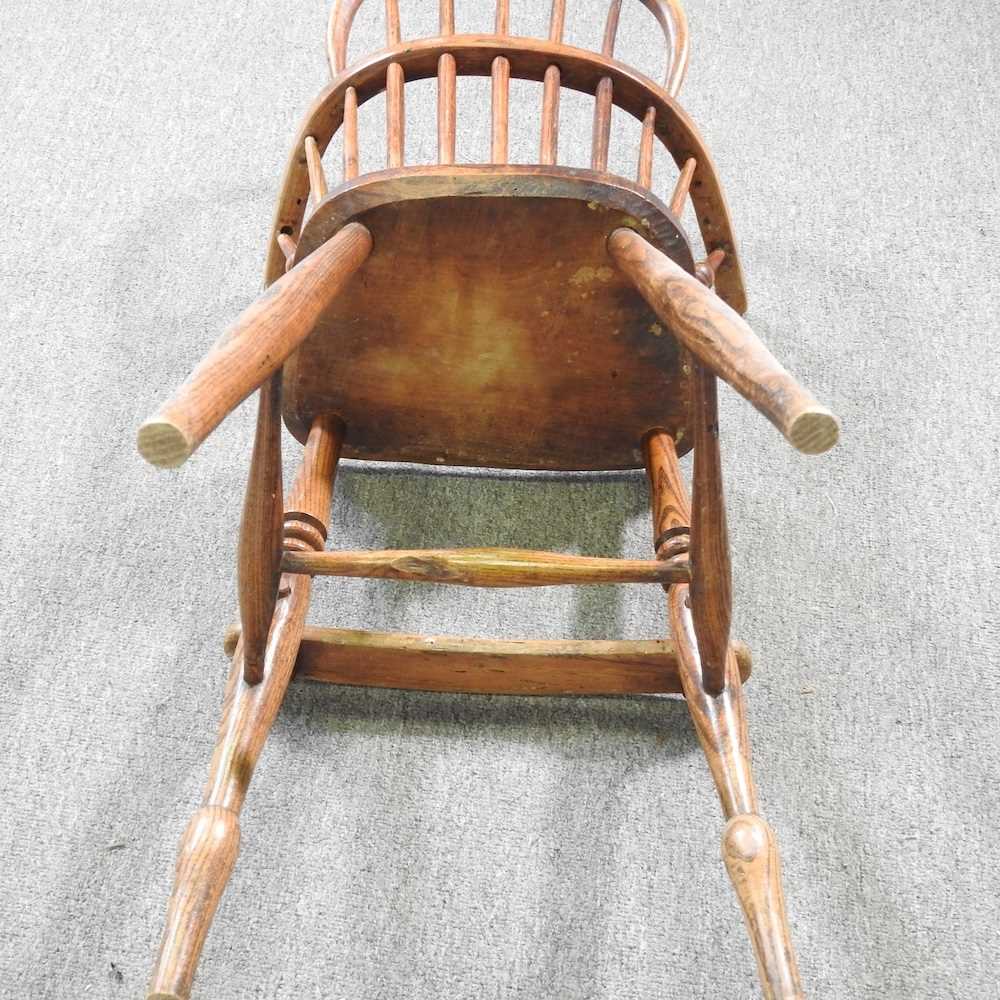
[138,2,838,997]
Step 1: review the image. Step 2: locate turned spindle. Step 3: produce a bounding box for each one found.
[669,156,697,216]
[283,413,345,552]
[642,428,691,561]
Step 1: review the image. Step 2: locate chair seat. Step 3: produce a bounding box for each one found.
[284,165,696,470]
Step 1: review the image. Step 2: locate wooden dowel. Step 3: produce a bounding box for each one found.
[437,53,456,164]
[607,228,840,454]
[695,248,727,287]
[284,414,345,543]
[343,86,359,180]
[642,428,691,559]
[540,65,561,163]
[439,0,454,34]
[548,0,566,42]
[386,62,405,167]
[491,56,510,163]
[637,105,656,187]
[281,547,690,588]
[137,222,372,468]
[238,375,284,685]
[591,3,621,172]
[303,135,328,205]
[591,76,614,171]
[385,0,400,44]
[276,232,297,271]
[669,156,697,216]
[688,365,731,696]
[490,0,510,164]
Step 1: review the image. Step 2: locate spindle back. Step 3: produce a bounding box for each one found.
[266,0,746,313]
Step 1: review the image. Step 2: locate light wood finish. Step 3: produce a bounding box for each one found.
[669,155,696,215]
[284,414,344,543]
[343,86,359,179]
[490,56,510,163]
[386,62,405,167]
[237,375,284,685]
[695,247,726,287]
[223,623,753,696]
[723,815,805,1000]
[539,64,561,163]
[689,365,732,695]
[439,0,454,34]
[137,222,371,468]
[437,53,456,163]
[282,546,689,588]
[637,105,656,187]
[669,584,804,999]
[608,227,839,454]
[276,232,297,270]
[285,165,693,470]
[272,35,747,311]
[304,135,328,204]
[642,428,691,559]
[670,585,754,816]
[147,574,312,1000]
[591,0,622,172]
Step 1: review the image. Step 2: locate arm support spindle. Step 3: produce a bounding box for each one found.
[608,227,839,454]
[137,222,372,468]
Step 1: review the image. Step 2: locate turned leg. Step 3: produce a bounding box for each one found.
[148,415,343,1000]
[670,586,803,999]
[645,427,803,999]
[147,574,312,1000]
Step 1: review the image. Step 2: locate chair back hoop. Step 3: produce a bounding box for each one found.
[328,0,689,96]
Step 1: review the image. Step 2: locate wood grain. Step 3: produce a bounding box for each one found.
[282,547,690,588]
[237,375,284,685]
[670,584,804,998]
[285,165,694,470]
[437,53,456,164]
[642,428,691,559]
[148,574,311,1000]
[689,365,731,695]
[386,62,405,167]
[274,35,747,311]
[539,64,561,163]
[304,135,328,204]
[669,156,696,216]
[608,227,839,454]
[637,105,656,187]
[137,222,371,468]
[223,624,753,696]
[723,815,805,1000]
[284,413,344,543]
[491,56,510,163]
[343,86,359,179]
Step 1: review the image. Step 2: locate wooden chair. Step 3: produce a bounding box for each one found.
[139,3,838,997]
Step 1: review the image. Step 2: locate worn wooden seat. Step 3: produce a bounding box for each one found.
[138,3,838,999]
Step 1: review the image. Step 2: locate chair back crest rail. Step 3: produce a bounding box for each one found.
[265,0,746,312]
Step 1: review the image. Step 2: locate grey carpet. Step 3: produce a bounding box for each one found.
[1,1,998,997]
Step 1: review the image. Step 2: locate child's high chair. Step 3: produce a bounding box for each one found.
[138,2,839,997]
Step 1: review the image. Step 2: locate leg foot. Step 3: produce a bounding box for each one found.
[723,814,804,1000]
[148,807,240,1000]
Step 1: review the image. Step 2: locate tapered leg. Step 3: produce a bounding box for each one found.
[669,585,804,1000]
[147,573,311,1000]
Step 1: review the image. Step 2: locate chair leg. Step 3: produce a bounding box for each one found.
[669,585,804,1000]
[147,574,311,1000]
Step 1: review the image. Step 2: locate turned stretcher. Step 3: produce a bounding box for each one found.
[139,3,837,998]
